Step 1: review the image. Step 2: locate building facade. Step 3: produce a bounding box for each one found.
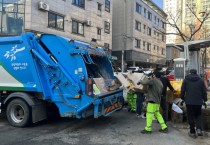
[166,44,180,66]
[112,0,167,70]
[0,0,112,49]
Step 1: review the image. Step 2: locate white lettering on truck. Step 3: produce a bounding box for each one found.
[4,45,26,61]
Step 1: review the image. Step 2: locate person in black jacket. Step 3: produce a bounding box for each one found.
[181,69,207,138]
[160,73,174,123]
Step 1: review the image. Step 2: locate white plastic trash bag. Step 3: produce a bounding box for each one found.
[173,98,181,104]
[172,103,183,114]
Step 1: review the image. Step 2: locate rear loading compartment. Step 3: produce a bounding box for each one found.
[83,52,123,118]
[85,53,121,95]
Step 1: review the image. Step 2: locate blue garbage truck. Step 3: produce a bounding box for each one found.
[0,32,123,127]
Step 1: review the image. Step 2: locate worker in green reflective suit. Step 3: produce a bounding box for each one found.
[137,71,168,134]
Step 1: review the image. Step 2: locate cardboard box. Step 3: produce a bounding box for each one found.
[93,78,108,93]
[106,79,121,91]
[171,110,183,123]
[202,108,210,130]
[115,72,130,88]
[126,72,148,93]
[166,91,180,103]
[93,78,121,94]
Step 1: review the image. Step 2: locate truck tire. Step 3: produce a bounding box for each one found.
[6,99,31,127]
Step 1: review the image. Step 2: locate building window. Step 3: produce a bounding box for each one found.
[143,24,146,33]
[136,3,141,14]
[98,3,102,16]
[97,28,101,35]
[105,0,110,12]
[154,45,156,50]
[104,21,110,34]
[97,28,101,40]
[72,0,85,8]
[147,27,151,36]
[0,0,25,35]
[147,43,151,51]
[143,41,146,50]
[154,16,156,24]
[48,12,64,30]
[157,32,159,39]
[72,20,84,35]
[161,20,165,28]
[135,39,141,48]
[104,43,110,50]
[162,34,165,42]
[144,8,146,17]
[162,48,165,55]
[157,18,160,26]
[148,11,152,20]
[135,21,141,31]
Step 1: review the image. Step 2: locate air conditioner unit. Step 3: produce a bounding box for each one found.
[85,20,92,26]
[38,2,50,11]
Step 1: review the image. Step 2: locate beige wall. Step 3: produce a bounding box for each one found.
[25,0,112,49]
[113,0,166,65]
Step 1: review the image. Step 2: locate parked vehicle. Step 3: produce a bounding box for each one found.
[167,70,175,81]
[0,32,123,127]
[142,68,153,75]
[127,66,143,73]
[166,67,174,75]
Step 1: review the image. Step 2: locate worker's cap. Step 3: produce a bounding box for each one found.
[190,69,197,74]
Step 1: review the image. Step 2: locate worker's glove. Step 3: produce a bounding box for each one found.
[180,100,185,106]
[203,102,207,109]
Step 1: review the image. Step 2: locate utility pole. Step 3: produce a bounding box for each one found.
[121,0,127,72]
[121,50,124,72]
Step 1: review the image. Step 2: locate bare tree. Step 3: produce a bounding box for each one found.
[155,4,210,42]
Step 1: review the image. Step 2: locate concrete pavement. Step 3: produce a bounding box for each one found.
[0,108,209,145]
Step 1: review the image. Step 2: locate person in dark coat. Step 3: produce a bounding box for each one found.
[160,74,174,123]
[180,69,207,138]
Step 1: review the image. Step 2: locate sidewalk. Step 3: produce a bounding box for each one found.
[118,108,210,145]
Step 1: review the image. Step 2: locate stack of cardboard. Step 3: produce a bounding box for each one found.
[171,110,183,123]
[126,72,148,93]
[93,78,108,93]
[93,78,121,94]
[115,72,148,93]
[166,91,180,103]
[115,73,130,88]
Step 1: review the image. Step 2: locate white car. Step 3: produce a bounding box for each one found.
[127,67,142,72]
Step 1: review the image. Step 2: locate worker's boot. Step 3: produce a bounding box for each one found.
[188,132,197,139]
[197,129,203,136]
[141,129,152,134]
[159,127,168,133]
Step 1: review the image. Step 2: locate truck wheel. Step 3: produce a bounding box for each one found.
[6,99,31,127]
